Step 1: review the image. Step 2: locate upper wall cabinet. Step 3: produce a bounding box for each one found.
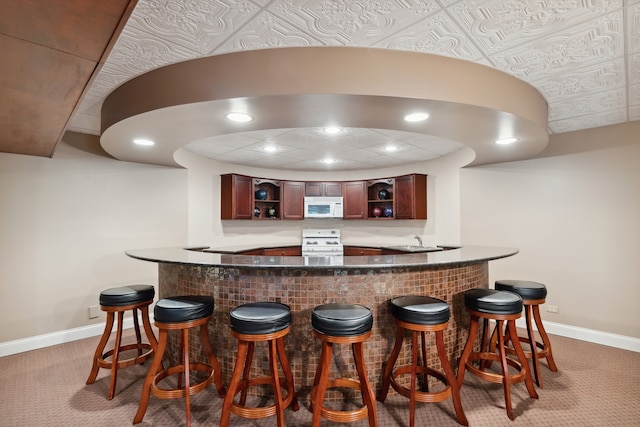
[395,174,427,219]
[221,174,252,220]
[282,181,304,220]
[342,181,366,219]
[305,182,343,197]
[221,173,427,221]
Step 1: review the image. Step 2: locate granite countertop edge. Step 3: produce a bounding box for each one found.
[125,245,519,269]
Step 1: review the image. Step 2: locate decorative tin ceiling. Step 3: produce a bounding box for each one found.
[68,0,640,170]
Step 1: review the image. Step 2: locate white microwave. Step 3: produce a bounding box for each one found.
[304,197,343,218]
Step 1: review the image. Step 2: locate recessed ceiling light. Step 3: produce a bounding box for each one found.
[495,137,518,145]
[384,145,398,152]
[133,139,155,146]
[321,158,336,164]
[225,112,253,122]
[404,112,429,122]
[263,145,277,152]
[323,126,341,134]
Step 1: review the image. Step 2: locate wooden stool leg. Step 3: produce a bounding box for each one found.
[456,315,479,387]
[181,329,192,427]
[220,340,249,427]
[496,320,515,420]
[268,339,285,427]
[141,305,158,351]
[435,330,468,426]
[276,336,299,411]
[377,323,404,402]
[133,307,142,357]
[508,320,538,400]
[352,341,378,427]
[311,341,333,427]
[533,304,558,372]
[134,329,168,424]
[523,305,543,387]
[410,331,419,427]
[420,331,429,392]
[239,341,255,406]
[199,323,225,397]
[86,311,114,385]
[108,310,125,400]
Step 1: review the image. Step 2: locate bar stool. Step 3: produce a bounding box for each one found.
[457,288,538,420]
[310,303,378,427]
[134,295,225,426]
[86,284,157,400]
[219,302,299,427]
[494,280,558,388]
[378,296,468,426]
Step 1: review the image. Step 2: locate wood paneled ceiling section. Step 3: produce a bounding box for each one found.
[0,0,137,157]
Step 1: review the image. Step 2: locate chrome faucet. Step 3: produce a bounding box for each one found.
[414,235,423,247]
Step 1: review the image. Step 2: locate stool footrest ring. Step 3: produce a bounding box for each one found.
[150,362,214,400]
[390,365,452,403]
[230,376,296,419]
[465,352,526,385]
[98,343,153,370]
[310,378,370,423]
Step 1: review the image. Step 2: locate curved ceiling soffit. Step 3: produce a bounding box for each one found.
[100,46,549,168]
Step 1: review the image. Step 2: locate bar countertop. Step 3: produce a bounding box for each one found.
[125,245,518,269]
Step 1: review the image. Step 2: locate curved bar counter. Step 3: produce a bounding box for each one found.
[126,245,517,397]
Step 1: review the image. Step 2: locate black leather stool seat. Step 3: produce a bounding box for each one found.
[495,280,547,300]
[154,295,213,323]
[312,303,373,336]
[230,302,291,334]
[99,285,155,307]
[390,295,450,325]
[464,289,522,315]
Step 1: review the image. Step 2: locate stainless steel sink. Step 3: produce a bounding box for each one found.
[385,245,443,253]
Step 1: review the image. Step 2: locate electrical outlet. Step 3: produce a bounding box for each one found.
[89,305,101,319]
[546,305,559,314]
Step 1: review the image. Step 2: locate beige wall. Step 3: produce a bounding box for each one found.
[0,134,187,343]
[460,122,640,338]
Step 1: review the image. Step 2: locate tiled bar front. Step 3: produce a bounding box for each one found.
[157,261,489,398]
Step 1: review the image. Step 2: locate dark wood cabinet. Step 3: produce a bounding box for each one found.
[221,174,427,221]
[263,246,302,256]
[395,174,427,219]
[282,181,304,220]
[305,182,342,197]
[343,246,382,256]
[342,181,366,219]
[221,174,252,219]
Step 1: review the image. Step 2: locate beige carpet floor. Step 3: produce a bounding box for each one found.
[1,329,638,426]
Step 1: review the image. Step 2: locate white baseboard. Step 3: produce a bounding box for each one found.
[515,318,640,353]
[0,317,139,358]
[1,317,638,357]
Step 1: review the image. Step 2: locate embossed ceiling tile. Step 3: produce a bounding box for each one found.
[67,112,101,135]
[629,3,640,53]
[214,10,323,54]
[375,10,483,60]
[629,83,640,106]
[629,105,640,122]
[129,0,259,55]
[548,108,627,133]
[533,58,626,100]
[548,87,626,121]
[488,11,624,80]
[448,0,622,55]
[266,0,442,46]
[107,27,202,76]
[627,52,640,85]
